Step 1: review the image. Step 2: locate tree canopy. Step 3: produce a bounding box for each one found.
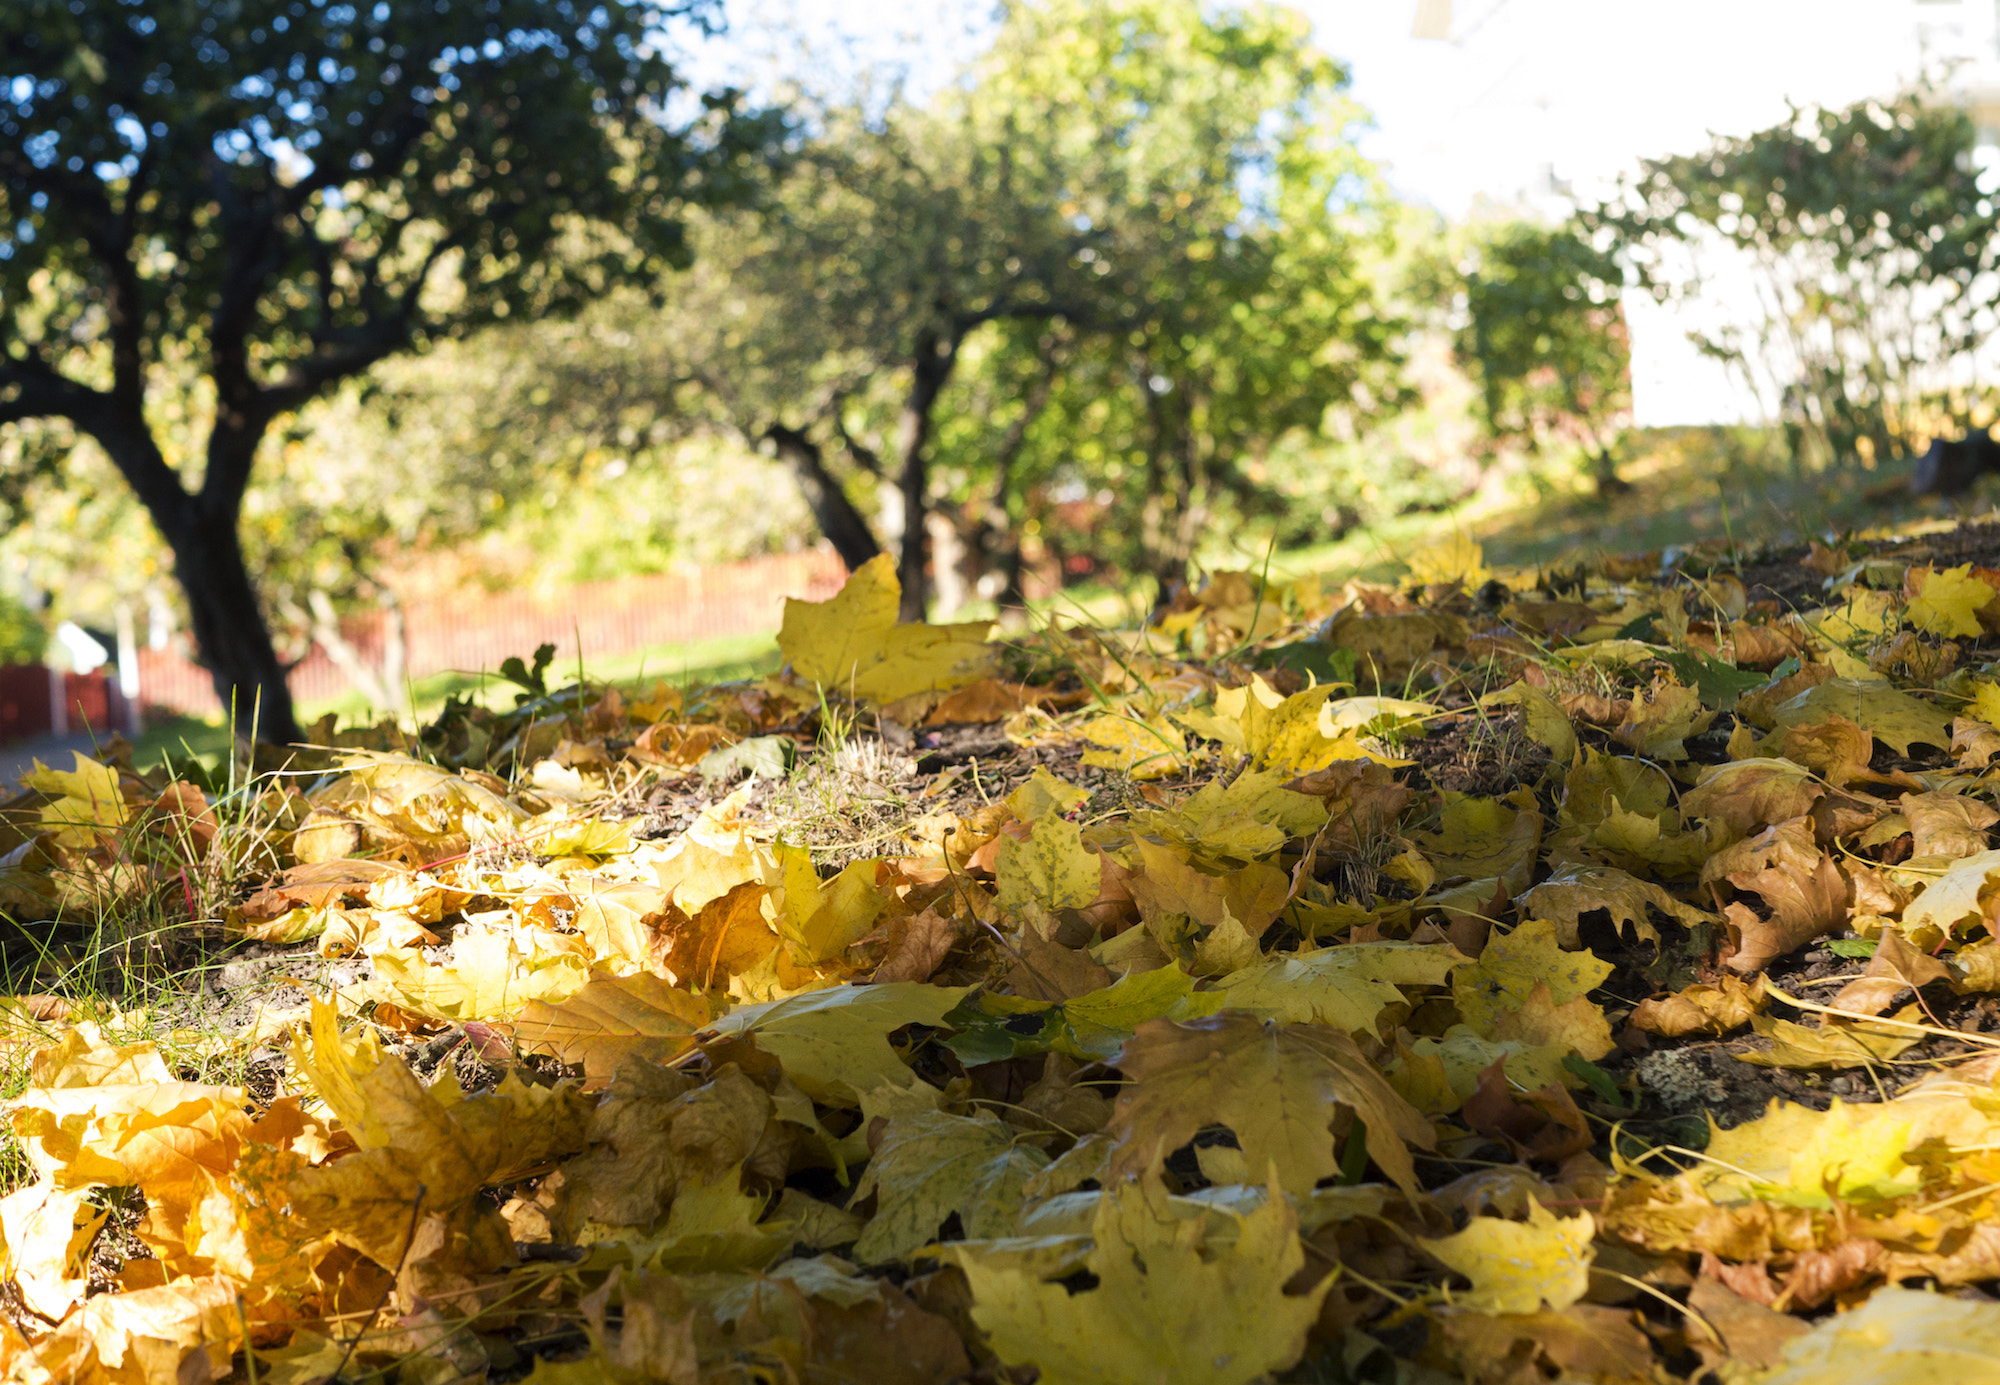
[0,0,764,739]
[1590,88,2000,469]
[411,0,1402,621]
[1454,220,1631,495]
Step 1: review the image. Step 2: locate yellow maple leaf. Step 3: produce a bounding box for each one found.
[1411,788,1544,897]
[1697,1098,1921,1203]
[777,553,996,702]
[1901,847,2000,938]
[1419,1198,1594,1314]
[1406,531,1490,587]
[1107,1012,1433,1196]
[514,971,712,1082]
[854,1110,1048,1262]
[703,982,968,1106]
[366,925,590,1022]
[1214,941,1465,1037]
[1907,563,1999,638]
[0,1183,101,1321]
[996,817,1100,937]
[1005,767,1090,824]
[1970,678,2000,729]
[24,753,128,850]
[771,847,889,963]
[1078,710,1192,779]
[951,1174,1330,1385]
[1481,680,1578,764]
[1753,1288,2000,1385]
[1454,918,1612,1051]
[286,999,594,1265]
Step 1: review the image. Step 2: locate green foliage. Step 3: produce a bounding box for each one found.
[0,590,45,665]
[917,0,1407,593]
[354,0,1405,618]
[1592,88,2000,467]
[1454,220,1631,492]
[0,0,733,371]
[0,0,767,739]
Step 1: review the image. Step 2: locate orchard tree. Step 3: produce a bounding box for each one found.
[1455,220,1632,496]
[930,0,1403,596]
[1590,88,2000,469]
[0,0,760,741]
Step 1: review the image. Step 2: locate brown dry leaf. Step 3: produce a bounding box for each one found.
[515,971,714,1083]
[630,719,736,769]
[1461,1063,1594,1162]
[865,908,967,984]
[1285,757,1414,853]
[1902,790,1999,859]
[1777,714,1877,787]
[1612,678,1716,760]
[1517,862,1711,948]
[1433,1304,1653,1384]
[656,880,782,991]
[1703,819,1847,973]
[1627,975,1768,1037]
[1106,1012,1433,1196]
[924,678,1037,725]
[1688,1274,1807,1372]
[1828,929,1951,1017]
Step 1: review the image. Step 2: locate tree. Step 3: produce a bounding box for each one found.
[0,0,756,741]
[1454,220,1632,496]
[358,1,1403,621]
[1589,88,2000,471]
[928,0,1404,597]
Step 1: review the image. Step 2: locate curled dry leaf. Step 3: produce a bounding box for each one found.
[1627,974,1768,1037]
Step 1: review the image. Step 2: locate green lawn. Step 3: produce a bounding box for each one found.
[135,428,1992,778]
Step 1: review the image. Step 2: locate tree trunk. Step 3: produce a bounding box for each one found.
[764,424,882,572]
[89,415,302,745]
[895,328,963,622]
[1589,446,1632,497]
[171,507,302,744]
[988,337,1061,629]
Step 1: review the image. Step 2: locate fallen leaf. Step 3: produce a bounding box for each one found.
[1418,1198,1594,1314]
[1517,862,1710,948]
[777,554,996,702]
[1749,1285,2000,1384]
[852,1110,1048,1262]
[950,1174,1330,1385]
[703,982,968,1106]
[515,971,712,1082]
[1628,975,1768,1036]
[1106,1012,1433,1196]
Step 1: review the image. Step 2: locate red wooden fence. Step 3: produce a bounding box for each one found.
[134,547,849,717]
[0,665,138,746]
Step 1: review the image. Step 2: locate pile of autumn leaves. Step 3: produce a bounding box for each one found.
[16,545,2000,1381]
